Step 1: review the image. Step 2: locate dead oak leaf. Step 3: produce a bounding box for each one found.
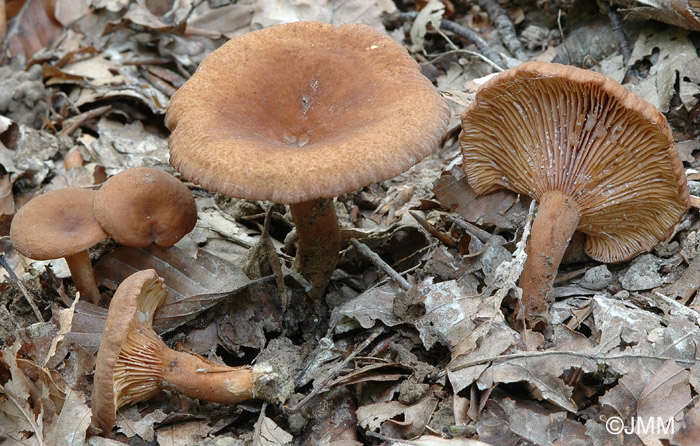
[357,394,438,439]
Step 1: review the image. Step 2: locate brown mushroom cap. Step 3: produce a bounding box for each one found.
[461,61,690,263]
[94,167,197,247]
[10,188,107,260]
[166,21,450,204]
[92,269,167,434]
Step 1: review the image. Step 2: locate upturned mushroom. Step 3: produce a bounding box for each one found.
[460,61,689,328]
[10,188,107,304]
[165,21,449,297]
[94,167,197,247]
[92,269,260,434]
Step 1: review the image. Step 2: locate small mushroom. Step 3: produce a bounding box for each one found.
[92,269,258,434]
[165,21,449,297]
[94,167,197,247]
[460,61,689,328]
[10,188,107,304]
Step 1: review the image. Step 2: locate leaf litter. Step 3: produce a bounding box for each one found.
[2,0,700,445]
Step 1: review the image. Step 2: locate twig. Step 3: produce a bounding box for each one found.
[478,0,528,61]
[0,254,44,322]
[57,105,112,138]
[398,11,505,70]
[409,211,458,248]
[650,291,700,325]
[447,214,499,245]
[0,0,31,62]
[288,327,384,412]
[450,349,697,372]
[252,402,268,446]
[424,49,504,72]
[557,9,572,65]
[262,207,288,309]
[349,239,411,291]
[606,6,631,65]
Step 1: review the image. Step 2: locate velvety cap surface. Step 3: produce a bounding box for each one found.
[10,188,107,260]
[460,61,689,262]
[94,167,197,247]
[166,21,450,204]
[92,269,167,434]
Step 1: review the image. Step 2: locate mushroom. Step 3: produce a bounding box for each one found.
[94,167,197,247]
[165,21,449,296]
[10,188,107,304]
[460,61,689,328]
[92,269,258,434]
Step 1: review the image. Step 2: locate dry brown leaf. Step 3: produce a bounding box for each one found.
[672,408,700,445]
[613,0,700,31]
[357,394,438,439]
[251,0,396,33]
[43,389,91,446]
[2,0,64,61]
[334,278,485,350]
[636,360,690,444]
[114,406,168,441]
[255,416,293,446]
[391,438,493,446]
[476,392,571,445]
[185,2,253,38]
[68,245,253,353]
[433,166,530,231]
[154,419,211,445]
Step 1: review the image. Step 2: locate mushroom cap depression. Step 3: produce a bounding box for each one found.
[94,167,197,247]
[166,21,450,204]
[92,269,167,433]
[460,61,689,263]
[10,188,107,260]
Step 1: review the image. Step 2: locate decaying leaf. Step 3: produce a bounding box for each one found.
[256,416,293,446]
[624,25,700,113]
[433,166,530,231]
[68,245,258,353]
[251,0,396,33]
[357,394,438,439]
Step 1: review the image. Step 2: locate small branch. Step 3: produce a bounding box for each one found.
[0,254,43,322]
[424,48,504,72]
[650,291,700,325]
[447,214,499,245]
[398,11,505,70]
[0,0,32,61]
[557,9,572,65]
[450,349,697,373]
[409,211,458,248]
[252,402,268,446]
[606,6,631,65]
[478,0,528,61]
[288,328,384,412]
[57,105,112,138]
[349,239,411,291]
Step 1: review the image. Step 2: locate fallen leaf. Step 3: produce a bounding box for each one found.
[476,392,570,446]
[3,0,64,61]
[256,416,293,446]
[357,394,438,439]
[251,0,396,33]
[433,165,530,231]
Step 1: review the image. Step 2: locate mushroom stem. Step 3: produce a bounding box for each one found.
[64,250,101,305]
[160,348,255,404]
[289,198,341,298]
[519,190,581,328]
